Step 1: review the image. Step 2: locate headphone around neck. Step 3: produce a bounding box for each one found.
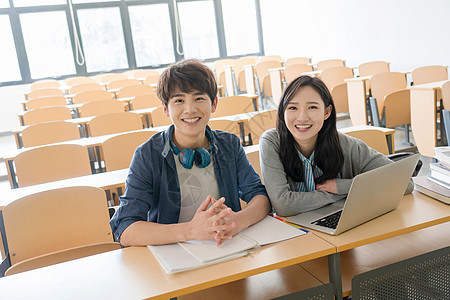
[170,127,214,169]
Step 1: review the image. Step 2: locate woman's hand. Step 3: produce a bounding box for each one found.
[316,179,338,194]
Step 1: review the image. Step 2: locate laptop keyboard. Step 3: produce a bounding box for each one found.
[311,210,342,229]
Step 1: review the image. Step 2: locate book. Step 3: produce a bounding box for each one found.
[429,168,450,185]
[414,176,450,204]
[430,162,450,177]
[433,147,450,166]
[427,175,450,190]
[148,215,306,274]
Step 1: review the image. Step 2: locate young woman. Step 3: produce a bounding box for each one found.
[259,75,413,216]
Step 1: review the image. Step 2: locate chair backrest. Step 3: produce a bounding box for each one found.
[358,61,390,77]
[117,84,154,99]
[14,144,92,187]
[255,60,283,86]
[25,96,67,110]
[21,121,81,148]
[68,83,104,95]
[94,73,128,84]
[384,89,411,128]
[442,81,450,109]
[233,56,259,90]
[412,65,448,85]
[88,112,143,137]
[143,75,160,85]
[107,78,140,90]
[370,72,406,116]
[78,100,126,118]
[215,58,234,86]
[30,79,60,91]
[64,76,96,87]
[259,55,282,62]
[320,66,354,90]
[124,69,159,79]
[245,146,262,181]
[284,57,310,67]
[212,96,255,118]
[5,242,121,276]
[2,186,114,266]
[316,59,345,70]
[72,89,114,104]
[246,110,277,145]
[208,119,240,136]
[103,130,157,171]
[131,93,162,110]
[150,106,172,127]
[284,64,313,84]
[22,106,72,125]
[27,88,63,100]
[343,128,389,155]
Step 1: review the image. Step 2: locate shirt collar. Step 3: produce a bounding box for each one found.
[297,149,315,165]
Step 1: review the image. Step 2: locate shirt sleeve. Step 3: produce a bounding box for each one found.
[109,146,153,241]
[259,130,345,217]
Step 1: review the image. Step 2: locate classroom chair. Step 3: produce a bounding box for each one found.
[358,61,390,77]
[245,145,262,181]
[22,106,72,126]
[214,58,234,89]
[107,78,140,90]
[320,66,354,114]
[102,130,157,171]
[212,96,256,118]
[208,119,240,136]
[316,59,345,71]
[30,79,60,91]
[124,69,159,79]
[369,72,411,144]
[246,109,277,145]
[21,121,81,148]
[25,95,67,110]
[143,75,160,85]
[255,60,283,99]
[284,57,311,67]
[150,106,172,127]
[88,112,143,137]
[72,89,114,104]
[342,127,390,155]
[232,56,259,93]
[351,246,450,300]
[116,84,154,99]
[27,88,64,100]
[78,100,126,118]
[0,186,120,277]
[68,82,104,95]
[411,65,448,85]
[63,76,96,87]
[443,81,450,109]
[272,283,334,300]
[130,93,161,110]
[259,55,282,62]
[94,73,128,84]
[14,144,92,187]
[284,64,313,85]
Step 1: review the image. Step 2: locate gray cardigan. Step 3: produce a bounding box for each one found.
[259,129,414,216]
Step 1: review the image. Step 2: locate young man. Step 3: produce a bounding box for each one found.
[110,59,270,246]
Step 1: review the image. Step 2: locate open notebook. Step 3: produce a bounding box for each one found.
[148,216,305,274]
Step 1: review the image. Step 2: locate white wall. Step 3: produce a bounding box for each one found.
[260,0,450,72]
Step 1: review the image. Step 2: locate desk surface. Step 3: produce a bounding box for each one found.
[409,80,448,90]
[0,233,334,300]
[303,190,450,252]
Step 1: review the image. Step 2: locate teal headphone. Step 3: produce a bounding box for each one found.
[170,127,214,169]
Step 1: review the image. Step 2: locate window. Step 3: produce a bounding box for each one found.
[221,0,259,56]
[20,11,76,78]
[177,0,219,60]
[129,4,175,67]
[77,7,128,72]
[0,0,10,8]
[72,0,119,3]
[13,0,65,7]
[0,16,21,82]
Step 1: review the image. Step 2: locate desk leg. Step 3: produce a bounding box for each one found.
[328,253,343,300]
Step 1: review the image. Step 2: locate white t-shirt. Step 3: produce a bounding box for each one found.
[173,153,221,223]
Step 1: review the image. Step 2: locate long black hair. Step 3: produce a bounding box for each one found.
[276,75,344,184]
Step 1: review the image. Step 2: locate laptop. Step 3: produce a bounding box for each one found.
[287,154,420,235]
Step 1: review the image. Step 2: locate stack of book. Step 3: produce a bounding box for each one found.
[413,146,450,204]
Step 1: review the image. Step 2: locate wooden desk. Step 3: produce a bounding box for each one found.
[410,80,449,157]
[345,76,372,126]
[294,190,450,298]
[0,233,335,300]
